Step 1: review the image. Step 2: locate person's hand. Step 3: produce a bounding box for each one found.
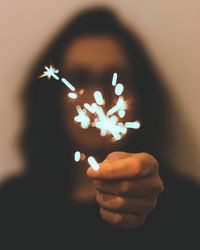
[87,152,164,229]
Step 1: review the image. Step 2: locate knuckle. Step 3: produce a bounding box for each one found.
[136,214,147,227]
[106,151,130,162]
[113,213,123,225]
[155,178,164,194]
[107,152,118,160]
[147,199,157,211]
[153,157,159,169]
[133,158,143,175]
[97,193,126,211]
[158,179,164,193]
[143,153,159,169]
[151,177,164,195]
[115,196,126,209]
[96,192,101,203]
[119,181,131,195]
[159,179,165,193]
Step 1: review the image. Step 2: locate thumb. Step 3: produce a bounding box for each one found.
[104,151,132,163]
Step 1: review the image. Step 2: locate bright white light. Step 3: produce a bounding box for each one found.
[112,73,118,86]
[125,121,141,129]
[118,110,125,118]
[61,78,75,91]
[84,103,95,113]
[40,65,59,80]
[94,91,104,105]
[88,156,100,171]
[68,93,77,99]
[74,106,90,129]
[115,83,124,96]
[118,122,127,134]
[74,151,81,162]
[40,65,142,171]
[107,97,125,116]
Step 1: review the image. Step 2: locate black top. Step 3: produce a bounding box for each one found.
[0,167,200,250]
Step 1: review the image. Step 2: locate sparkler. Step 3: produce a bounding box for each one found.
[40,65,141,171]
[88,156,100,171]
[74,151,81,162]
[40,65,76,95]
[39,65,59,80]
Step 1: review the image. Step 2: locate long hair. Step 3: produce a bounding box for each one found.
[20,7,168,191]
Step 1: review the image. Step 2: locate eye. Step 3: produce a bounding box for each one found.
[65,68,91,88]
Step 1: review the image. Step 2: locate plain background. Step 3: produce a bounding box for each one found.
[0,0,200,185]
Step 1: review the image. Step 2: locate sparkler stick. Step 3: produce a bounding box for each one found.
[40,65,141,171]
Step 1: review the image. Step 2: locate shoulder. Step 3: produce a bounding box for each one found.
[0,174,32,211]
[157,167,200,224]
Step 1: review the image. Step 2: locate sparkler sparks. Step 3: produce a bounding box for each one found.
[40,65,59,80]
[125,121,141,129]
[107,97,126,116]
[74,92,139,143]
[94,91,104,105]
[40,65,141,171]
[115,83,124,96]
[61,78,75,91]
[112,73,118,86]
[88,156,100,171]
[74,151,81,162]
[74,106,91,129]
[68,93,77,99]
[40,65,76,95]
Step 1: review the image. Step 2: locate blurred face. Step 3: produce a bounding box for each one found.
[61,35,135,149]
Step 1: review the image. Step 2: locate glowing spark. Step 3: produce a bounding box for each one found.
[41,64,142,171]
[68,93,77,99]
[84,103,95,113]
[61,78,75,91]
[112,73,118,86]
[74,151,81,162]
[118,110,126,118]
[91,103,106,119]
[74,106,90,129]
[118,122,127,134]
[93,109,125,141]
[79,89,85,95]
[115,83,124,96]
[80,153,86,161]
[88,156,100,171]
[107,97,125,116]
[125,121,141,129]
[40,65,59,80]
[40,65,77,96]
[94,91,104,105]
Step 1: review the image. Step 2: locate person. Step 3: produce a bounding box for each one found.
[0,7,199,249]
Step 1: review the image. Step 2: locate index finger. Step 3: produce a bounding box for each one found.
[87,153,159,180]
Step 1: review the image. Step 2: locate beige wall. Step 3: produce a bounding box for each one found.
[1,0,200,184]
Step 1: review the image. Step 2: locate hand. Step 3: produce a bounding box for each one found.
[87,152,164,229]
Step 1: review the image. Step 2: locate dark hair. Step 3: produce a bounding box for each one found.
[21,7,168,191]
